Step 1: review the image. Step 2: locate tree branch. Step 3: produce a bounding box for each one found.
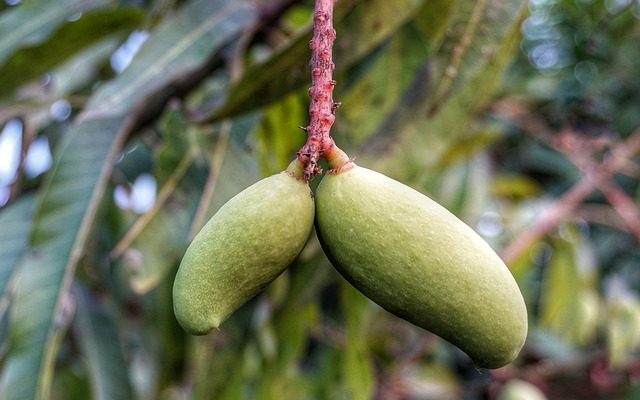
[296,0,342,181]
[497,116,640,264]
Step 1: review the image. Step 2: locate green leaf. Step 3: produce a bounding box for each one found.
[0,0,110,64]
[0,195,37,301]
[539,240,580,341]
[85,0,256,117]
[0,8,145,97]
[74,285,133,400]
[0,195,38,354]
[0,115,130,400]
[607,294,640,368]
[0,1,257,396]
[368,1,528,179]
[340,282,375,400]
[121,169,199,295]
[338,24,432,148]
[211,0,427,120]
[255,92,308,176]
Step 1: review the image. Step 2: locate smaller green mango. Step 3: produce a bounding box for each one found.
[499,380,548,400]
[315,164,527,368]
[173,161,314,335]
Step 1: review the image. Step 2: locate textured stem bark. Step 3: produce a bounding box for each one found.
[297,0,345,181]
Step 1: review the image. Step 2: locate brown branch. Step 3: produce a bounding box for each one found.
[500,127,640,264]
[597,179,640,240]
[296,0,341,181]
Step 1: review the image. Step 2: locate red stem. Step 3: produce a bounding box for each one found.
[297,0,347,181]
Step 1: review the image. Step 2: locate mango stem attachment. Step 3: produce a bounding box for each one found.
[297,0,344,182]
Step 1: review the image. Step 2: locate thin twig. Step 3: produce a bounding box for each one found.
[111,150,195,258]
[188,121,231,240]
[597,179,640,240]
[428,0,489,115]
[500,128,640,264]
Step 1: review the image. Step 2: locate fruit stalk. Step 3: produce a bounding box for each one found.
[297,0,342,181]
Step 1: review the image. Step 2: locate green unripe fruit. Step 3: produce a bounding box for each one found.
[315,164,527,368]
[173,161,314,335]
[499,379,548,400]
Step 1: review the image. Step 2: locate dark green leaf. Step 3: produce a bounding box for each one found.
[340,282,375,400]
[210,0,426,120]
[255,92,308,175]
[74,285,133,400]
[85,0,256,117]
[0,0,110,64]
[0,116,130,400]
[0,1,257,395]
[0,195,37,301]
[365,1,528,179]
[0,8,145,97]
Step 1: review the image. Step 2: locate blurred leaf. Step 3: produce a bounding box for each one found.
[0,195,38,357]
[211,0,427,120]
[340,282,375,400]
[0,4,260,392]
[430,154,491,219]
[0,115,130,400]
[411,0,461,53]
[365,1,527,179]
[198,138,261,222]
[338,24,431,147]
[0,8,144,97]
[573,289,601,345]
[255,255,328,400]
[493,174,542,199]
[0,0,110,64]
[51,365,91,400]
[349,0,460,153]
[429,0,517,106]
[434,129,502,168]
[607,295,640,368]
[605,276,640,369]
[74,285,133,400]
[122,183,197,295]
[539,239,580,341]
[85,0,256,117]
[0,195,37,303]
[255,92,308,175]
[153,107,195,184]
[48,36,122,98]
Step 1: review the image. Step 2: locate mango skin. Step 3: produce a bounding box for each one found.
[173,168,314,335]
[315,165,527,368]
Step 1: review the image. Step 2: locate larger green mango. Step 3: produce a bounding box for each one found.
[315,164,527,368]
[173,161,314,335]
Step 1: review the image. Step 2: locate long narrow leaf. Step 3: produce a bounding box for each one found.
[0,0,109,64]
[0,195,37,300]
[74,285,133,400]
[364,1,528,178]
[0,1,256,397]
[85,0,256,117]
[0,195,38,353]
[0,115,131,400]
[0,8,144,97]
[210,0,426,120]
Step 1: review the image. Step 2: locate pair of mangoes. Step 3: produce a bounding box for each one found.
[173,157,527,368]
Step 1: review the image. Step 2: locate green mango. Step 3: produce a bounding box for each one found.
[499,379,548,400]
[173,160,314,335]
[315,164,527,368]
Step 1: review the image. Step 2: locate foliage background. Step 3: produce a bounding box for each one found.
[0,0,639,399]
